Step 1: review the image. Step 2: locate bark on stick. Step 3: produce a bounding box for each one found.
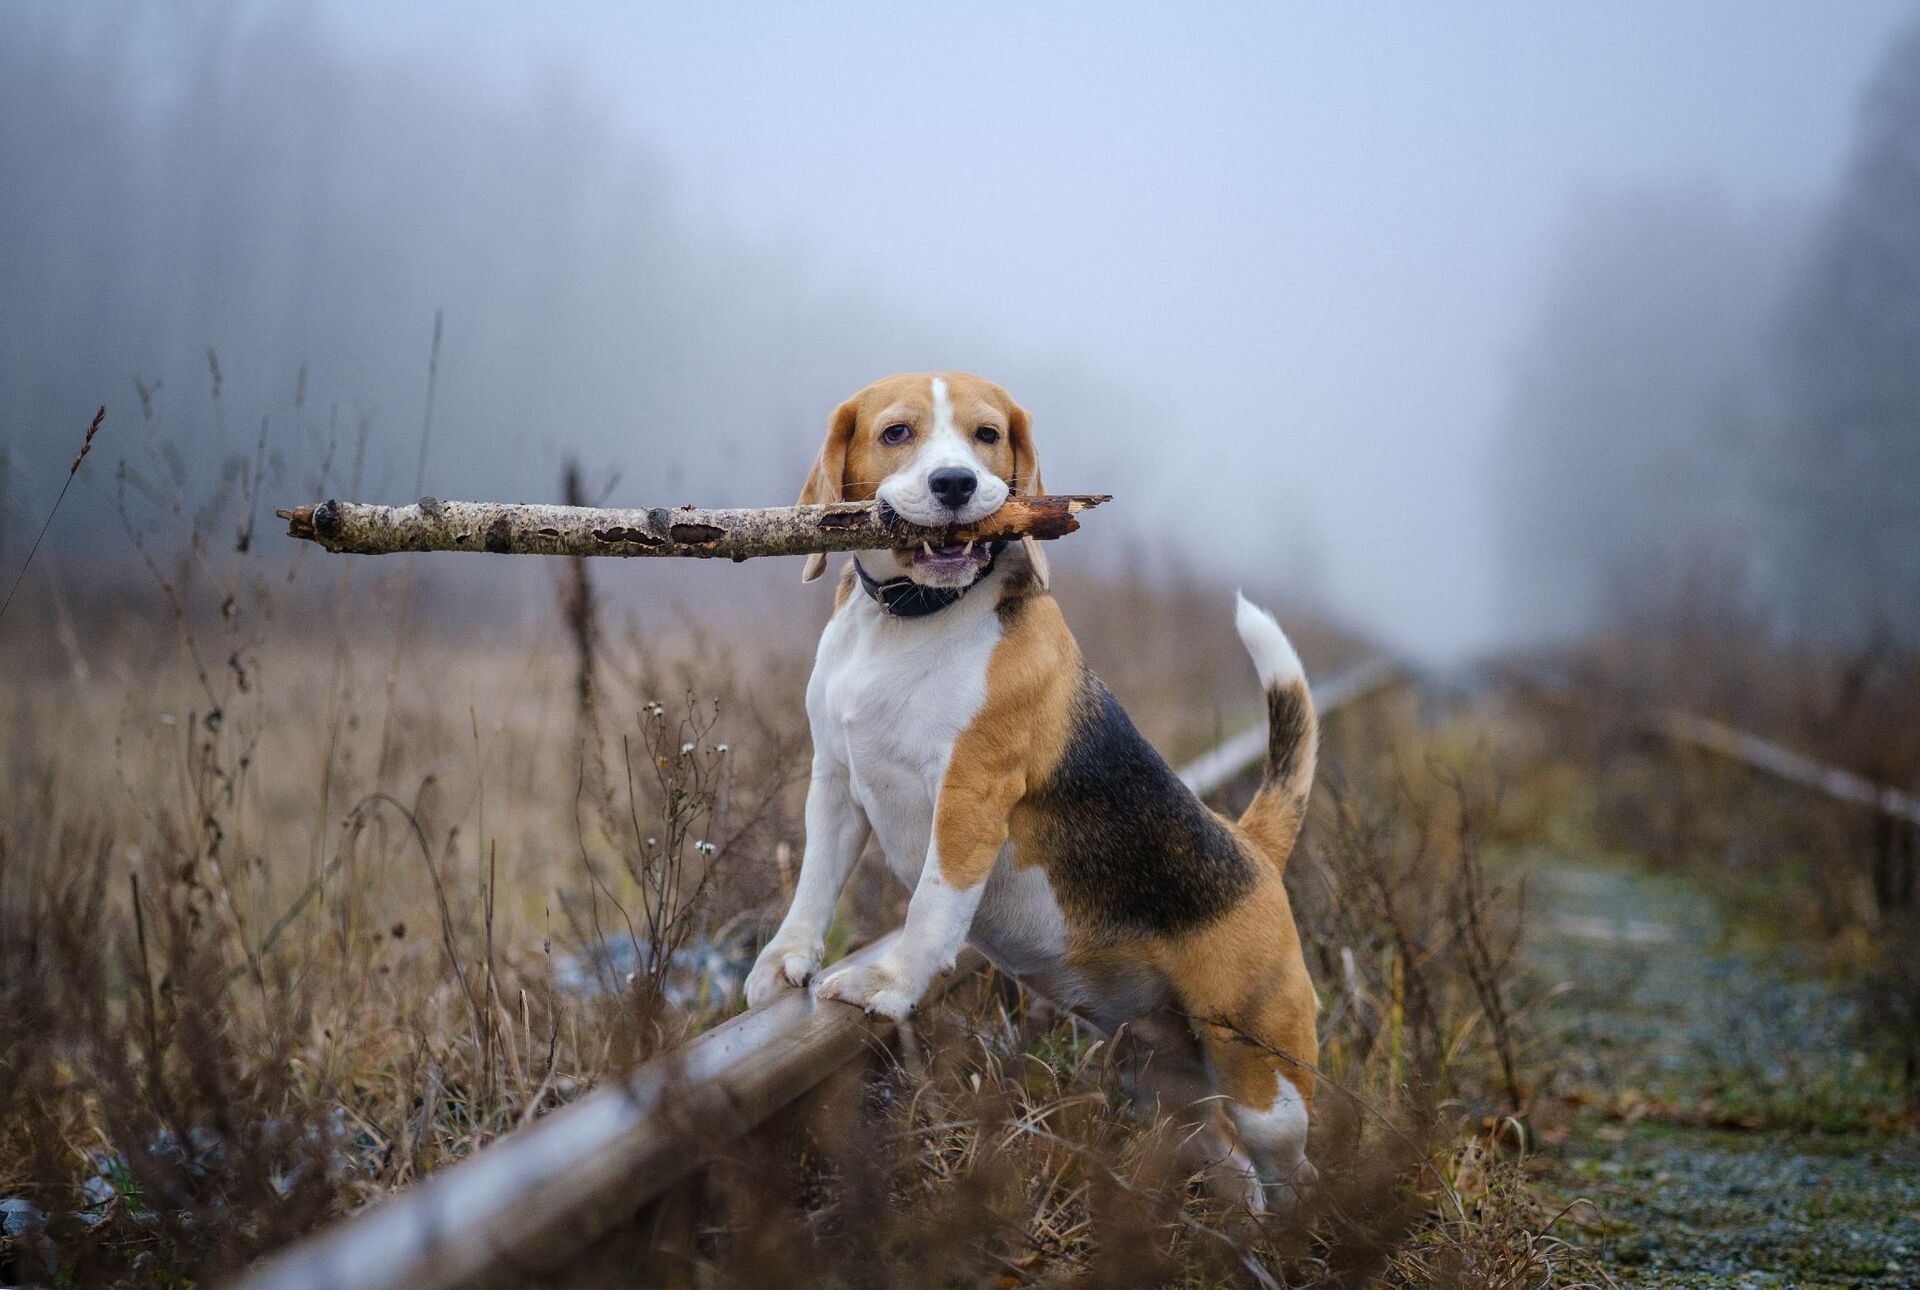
[275,494,1109,560]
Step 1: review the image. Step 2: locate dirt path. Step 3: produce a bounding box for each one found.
[1527,855,1920,1285]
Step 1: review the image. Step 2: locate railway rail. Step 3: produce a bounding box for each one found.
[1649,707,1920,829]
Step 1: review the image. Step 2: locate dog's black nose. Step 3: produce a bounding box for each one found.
[928,468,977,509]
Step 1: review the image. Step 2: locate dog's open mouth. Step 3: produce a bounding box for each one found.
[910,540,993,579]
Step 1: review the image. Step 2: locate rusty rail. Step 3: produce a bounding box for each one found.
[1515,663,1920,829]
[230,660,1396,1290]
[1649,708,1920,829]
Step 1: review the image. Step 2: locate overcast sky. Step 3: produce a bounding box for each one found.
[11,2,1914,655]
[316,2,1912,652]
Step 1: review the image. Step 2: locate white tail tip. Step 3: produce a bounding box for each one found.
[1234,591,1304,692]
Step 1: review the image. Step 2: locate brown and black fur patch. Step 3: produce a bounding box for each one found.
[1157,876,1319,1108]
[933,568,1078,888]
[1264,685,1309,791]
[935,571,1320,1111]
[1013,670,1257,938]
[1237,671,1317,870]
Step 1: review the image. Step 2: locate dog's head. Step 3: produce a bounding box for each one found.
[797,372,1047,589]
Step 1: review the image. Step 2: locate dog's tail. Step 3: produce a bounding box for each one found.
[1231,592,1318,869]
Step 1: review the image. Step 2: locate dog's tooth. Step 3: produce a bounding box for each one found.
[963,539,974,556]
[922,541,935,557]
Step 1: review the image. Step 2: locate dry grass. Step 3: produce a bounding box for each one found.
[0,384,1599,1287]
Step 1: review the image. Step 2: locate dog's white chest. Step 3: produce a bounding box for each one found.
[808,596,1001,882]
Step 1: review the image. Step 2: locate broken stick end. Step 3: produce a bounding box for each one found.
[277,506,316,540]
[277,502,342,544]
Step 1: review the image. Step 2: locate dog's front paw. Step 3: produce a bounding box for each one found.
[810,958,921,1022]
[744,938,822,1009]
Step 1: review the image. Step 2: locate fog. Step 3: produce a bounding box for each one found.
[3,2,1913,657]
[1495,187,1801,639]
[1500,16,1920,646]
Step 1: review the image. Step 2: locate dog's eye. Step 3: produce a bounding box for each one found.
[880,423,912,446]
[974,426,1001,445]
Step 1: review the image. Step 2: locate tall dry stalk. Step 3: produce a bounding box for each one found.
[0,405,104,624]
[560,458,605,788]
[373,309,445,787]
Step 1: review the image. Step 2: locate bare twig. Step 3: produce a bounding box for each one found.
[373,316,446,786]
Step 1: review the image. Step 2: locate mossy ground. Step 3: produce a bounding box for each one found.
[1527,854,1920,1285]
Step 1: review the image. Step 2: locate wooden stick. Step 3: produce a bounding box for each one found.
[275,494,1109,560]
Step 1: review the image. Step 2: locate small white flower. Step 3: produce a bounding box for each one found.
[646,836,658,848]
[714,744,729,755]
[694,839,716,855]
[680,741,695,755]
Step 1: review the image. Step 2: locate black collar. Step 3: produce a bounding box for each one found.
[853,541,1005,618]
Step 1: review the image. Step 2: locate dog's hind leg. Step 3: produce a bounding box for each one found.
[1212,1049,1315,1216]
[1190,1001,1317,1214]
[1114,1006,1265,1210]
[1160,885,1320,1215]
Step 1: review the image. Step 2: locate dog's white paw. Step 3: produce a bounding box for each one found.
[810,958,920,1022]
[744,938,821,1009]
[1200,1143,1267,1214]
[1248,1159,1318,1220]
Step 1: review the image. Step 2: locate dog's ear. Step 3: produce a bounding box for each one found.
[1008,401,1050,589]
[797,398,859,583]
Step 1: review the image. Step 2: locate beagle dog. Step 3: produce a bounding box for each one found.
[744,373,1320,1211]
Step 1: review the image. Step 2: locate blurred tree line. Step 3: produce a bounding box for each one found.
[1503,18,1920,646]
